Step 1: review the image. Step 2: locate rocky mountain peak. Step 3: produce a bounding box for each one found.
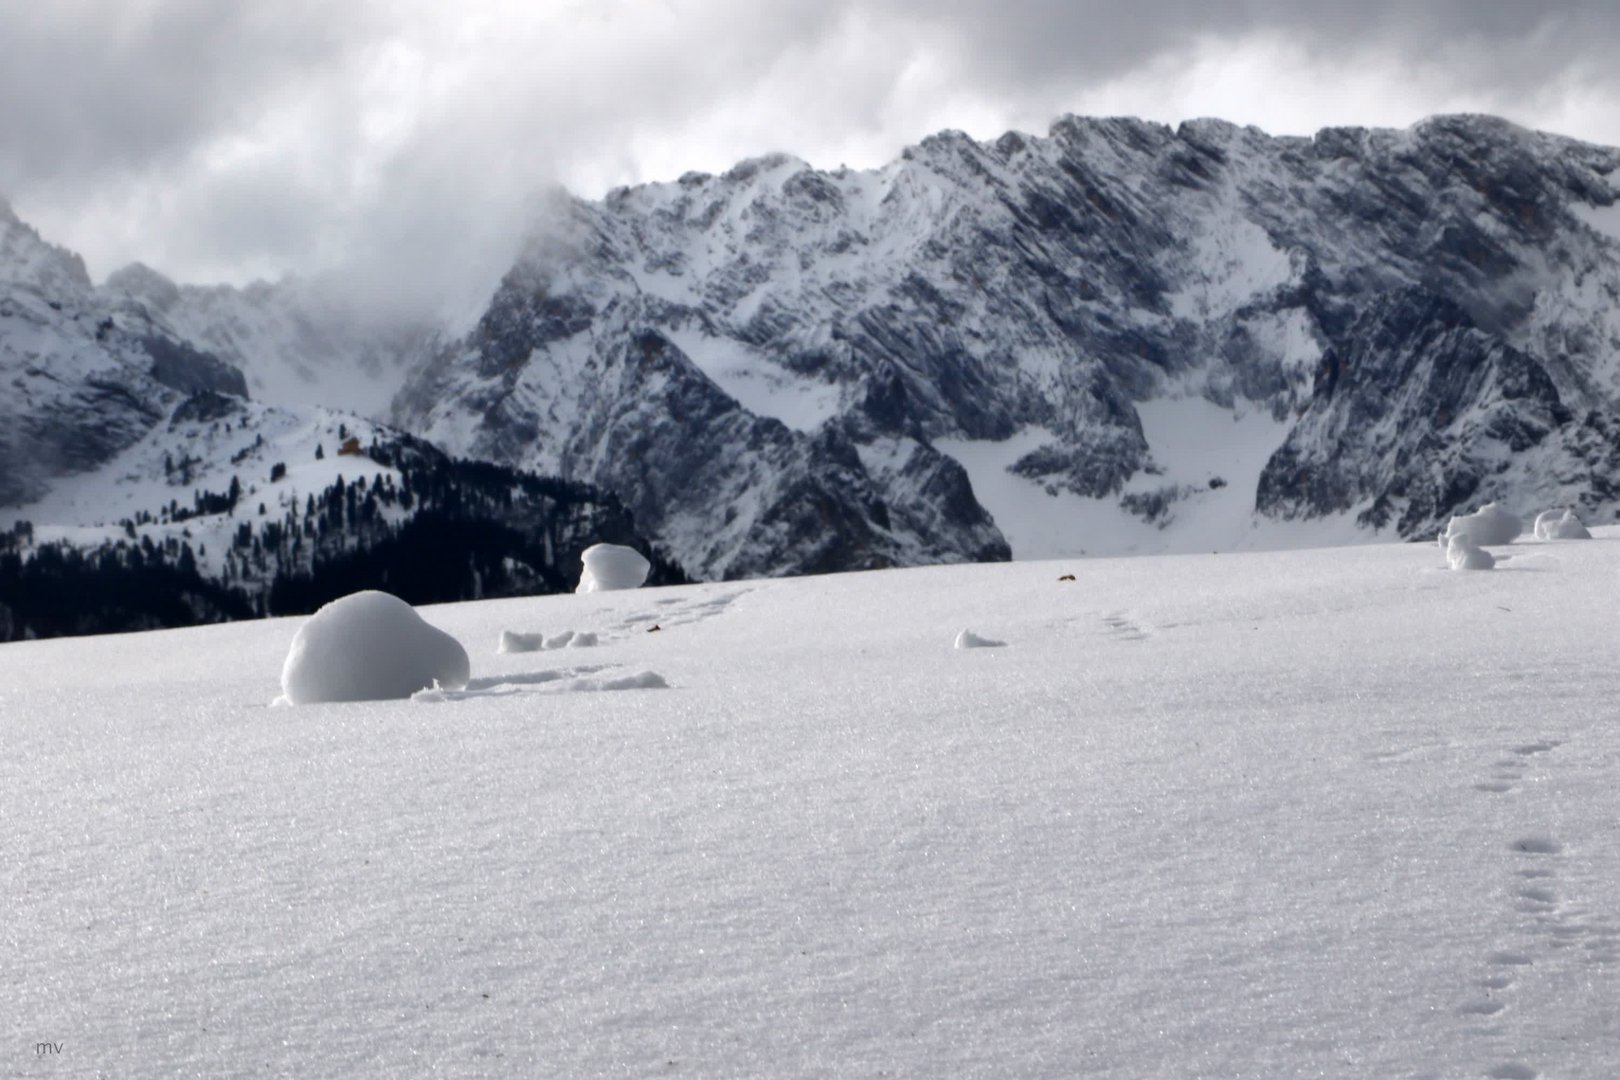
[0,204,92,294]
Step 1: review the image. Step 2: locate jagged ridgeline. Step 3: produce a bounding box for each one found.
[0,425,685,642]
[398,115,1620,571]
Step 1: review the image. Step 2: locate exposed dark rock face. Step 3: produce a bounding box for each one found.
[144,335,250,398]
[1257,291,1575,534]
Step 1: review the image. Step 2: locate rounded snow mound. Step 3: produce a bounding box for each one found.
[576,543,651,594]
[955,629,1006,649]
[1446,533,1495,571]
[280,590,470,705]
[1439,502,1522,549]
[1533,508,1591,541]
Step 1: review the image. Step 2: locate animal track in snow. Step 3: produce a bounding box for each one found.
[467,666,610,691]
[1485,1063,1538,1079]
[1460,731,1596,1079]
[1486,951,1534,967]
[1472,740,1561,798]
[1365,740,1447,765]
[618,589,751,631]
[497,628,600,654]
[1101,612,1149,642]
[412,664,668,702]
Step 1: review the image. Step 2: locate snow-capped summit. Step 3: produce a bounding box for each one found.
[0,200,92,294]
[103,261,183,312]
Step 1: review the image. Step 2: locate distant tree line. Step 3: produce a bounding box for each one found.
[0,435,687,642]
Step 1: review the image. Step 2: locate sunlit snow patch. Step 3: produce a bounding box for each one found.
[280,590,470,704]
[935,400,1330,560]
[1571,200,1620,243]
[576,543,650,594]
[1166,215,1295,320]
[665,329,841,432]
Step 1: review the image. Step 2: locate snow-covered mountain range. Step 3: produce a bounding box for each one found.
[394,114,1620,576]
[7,113,1620,619]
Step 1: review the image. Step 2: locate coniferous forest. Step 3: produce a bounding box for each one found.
[0,436,686,642]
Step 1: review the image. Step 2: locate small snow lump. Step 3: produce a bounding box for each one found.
[576,543,651,594]
[955,629,1006,649]
[1445,533,1495,571]
[498,630,545,654]
[1533,508,1591,541]
[280,590,470,704]
[1439,502,1522,548]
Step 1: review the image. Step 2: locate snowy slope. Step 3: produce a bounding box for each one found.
[0,395,397,582]
[7,531,1620,1077]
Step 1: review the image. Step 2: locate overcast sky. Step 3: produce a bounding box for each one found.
[4,0,1619,309]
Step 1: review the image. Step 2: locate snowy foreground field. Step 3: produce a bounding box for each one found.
[6,532,1620,1078]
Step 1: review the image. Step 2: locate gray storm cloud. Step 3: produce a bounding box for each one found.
[888,0,1620,83]
[3,0,1619,301]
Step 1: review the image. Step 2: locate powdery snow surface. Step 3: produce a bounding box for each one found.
[575,542,651,594]
[279,590,470,705]
[8,533,1620,1078]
